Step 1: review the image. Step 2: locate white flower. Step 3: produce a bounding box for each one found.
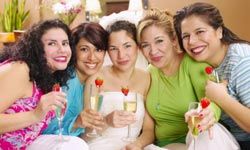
[52,3,66,14]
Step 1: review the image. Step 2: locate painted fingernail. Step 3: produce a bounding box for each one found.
[199,129,202,133]
[197,124,201,128]
[199,113,203,117]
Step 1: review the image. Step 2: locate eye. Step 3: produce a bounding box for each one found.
[196,30,205,35]
[48,41,57,46]
[96,48,104,52]
[155,39,163,44]
[108,46,118,51]
[140,43,150,49]
[124,44,132,49]
[80,47,88,52]
[62,41,69,46]
[181,34,190,40]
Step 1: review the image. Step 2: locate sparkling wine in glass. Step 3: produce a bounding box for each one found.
[188,102,201,150]
[122,92,137,142]
[56,91,67,142]
[87,84,103,138]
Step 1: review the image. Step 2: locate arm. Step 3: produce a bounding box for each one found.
[187,56,221,121]
[0,62,67,134]
[206,57,250,132]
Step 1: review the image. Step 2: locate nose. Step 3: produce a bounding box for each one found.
[87,51,96,60]
[149,44,158,56]
[57,44,67,53]
[118,48,125,59]
[188,34,198,45]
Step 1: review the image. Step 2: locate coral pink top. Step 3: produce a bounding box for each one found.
[0,60,55,150]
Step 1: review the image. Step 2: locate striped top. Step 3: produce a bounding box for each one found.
[215,43,250,141]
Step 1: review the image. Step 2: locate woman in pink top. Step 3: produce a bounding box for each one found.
[0,19,73,149]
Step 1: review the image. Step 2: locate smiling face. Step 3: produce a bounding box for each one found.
[140,25,177,69]
[75,38,105,77]
[108,30,138,71]
[42,28,72,72]
[181,15,223,64]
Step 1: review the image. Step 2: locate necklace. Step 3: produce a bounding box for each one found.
[156,71,165,111]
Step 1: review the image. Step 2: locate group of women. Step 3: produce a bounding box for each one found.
[0,2,249,150]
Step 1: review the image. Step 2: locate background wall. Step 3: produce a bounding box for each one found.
[0,0,249,41]
[149,0,250,41]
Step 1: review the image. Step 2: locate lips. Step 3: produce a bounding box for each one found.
[117,60,129,65]
[85,62,97,69]
[150,56,162,62]
[54,56,68,62]
[190,45,206,55]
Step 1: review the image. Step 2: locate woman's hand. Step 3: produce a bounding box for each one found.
[105,110,136,128]
[33,91,67,121]
[205,80,228,104]
[185,105,215,137]
[77,108,104,130]
[122,142,142,150]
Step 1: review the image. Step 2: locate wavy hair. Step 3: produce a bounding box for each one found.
[173,2,250,51]
[0,19,74,93]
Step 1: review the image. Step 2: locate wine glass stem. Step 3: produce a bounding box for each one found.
[58,118,63,140]
[127,124,131,138]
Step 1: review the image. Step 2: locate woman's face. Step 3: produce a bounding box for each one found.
[181,15,222,63]
[108,30,138,71]
[42,28,72,72]
[140,25,177,69]
[75,38,105,76]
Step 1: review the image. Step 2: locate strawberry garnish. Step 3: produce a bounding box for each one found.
[52,83,60,92]
[200,98,210,109]
[95,77,103,88]
[205,66,213,75]
[121,87,129,96]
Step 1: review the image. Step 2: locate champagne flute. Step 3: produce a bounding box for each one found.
[55,87,67,142]
[87,84,103,138]
[188,102,202,150]
[122,92,137,142]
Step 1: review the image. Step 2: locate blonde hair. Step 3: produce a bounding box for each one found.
[137,8,175,43]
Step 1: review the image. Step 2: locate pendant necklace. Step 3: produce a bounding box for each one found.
[156,73,164,111]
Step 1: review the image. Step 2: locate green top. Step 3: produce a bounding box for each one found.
[146,54,221,147]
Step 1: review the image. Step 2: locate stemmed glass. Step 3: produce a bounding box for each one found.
[188,102,201,150]
[55,87,67,142]
[122,92,137,142]
[87,84,103,138]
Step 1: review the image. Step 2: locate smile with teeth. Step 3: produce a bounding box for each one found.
[54,56,67,62]
[85,63,97,69]
[190,46,205,54]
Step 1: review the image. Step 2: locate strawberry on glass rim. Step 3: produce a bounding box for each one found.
[121,86,129,96]
[200,97,210,109]
[205,66,213,75]
[53,83,61,92]
[95,77,103,88]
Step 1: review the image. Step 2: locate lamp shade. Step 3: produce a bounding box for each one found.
[128,0,143,11]
[85,0,102,13]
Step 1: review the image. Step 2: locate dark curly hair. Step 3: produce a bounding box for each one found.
[106,20,137,44]
[0,19,74,93]
[173,2,250,51]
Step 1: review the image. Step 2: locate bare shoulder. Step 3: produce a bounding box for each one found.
[0,61,29,81]
[134,68,151,98]
[135,68,150,82]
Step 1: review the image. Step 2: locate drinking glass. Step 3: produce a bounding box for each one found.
[188,101,201,150]
[122,93,137,142]
[87,85,103,138]
[55,88,67,142]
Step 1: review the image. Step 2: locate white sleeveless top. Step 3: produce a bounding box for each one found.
[88,92,145,150]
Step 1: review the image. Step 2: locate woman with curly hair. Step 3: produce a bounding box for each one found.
[0,19,87,149]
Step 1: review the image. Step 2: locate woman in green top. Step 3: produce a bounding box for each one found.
[137,8,221,149]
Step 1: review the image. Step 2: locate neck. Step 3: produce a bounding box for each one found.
[76,69,87,84]
[161,52,184,76]
[111,66,135,86]
[209,44,228,68]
